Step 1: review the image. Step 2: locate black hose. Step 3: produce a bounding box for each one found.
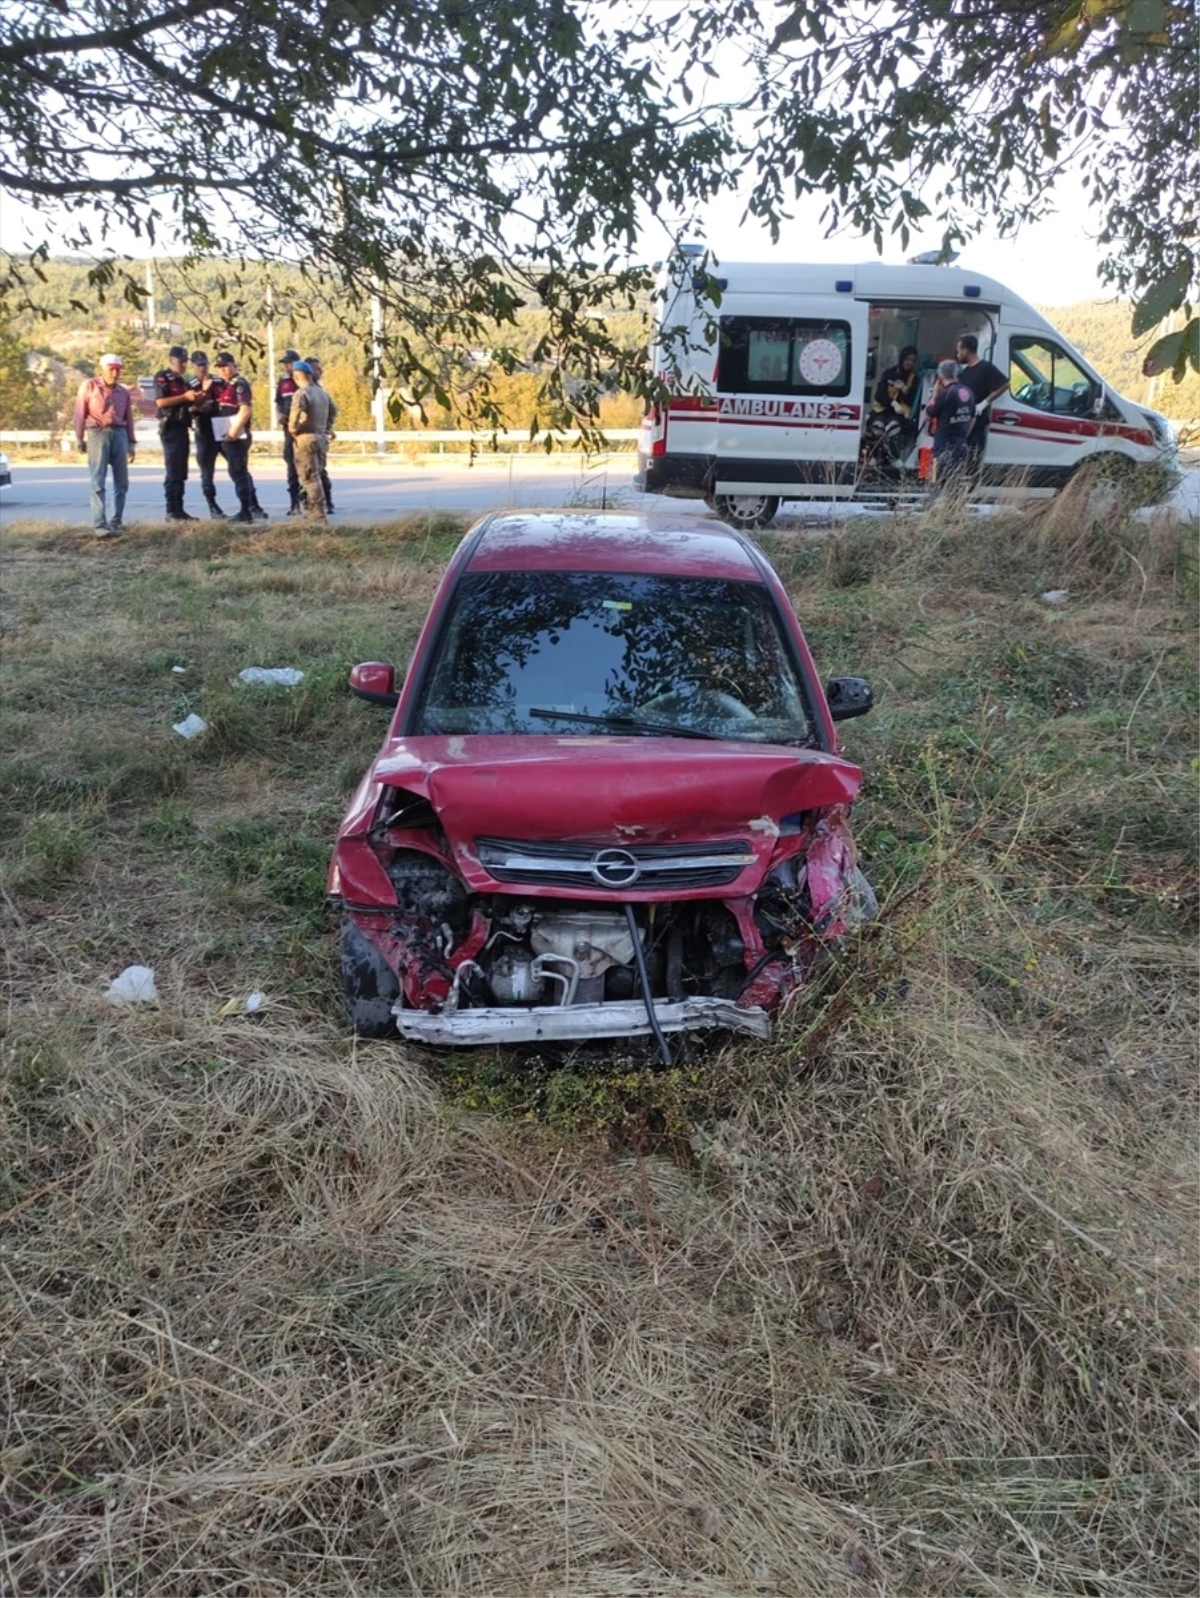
[624,903,672,1068]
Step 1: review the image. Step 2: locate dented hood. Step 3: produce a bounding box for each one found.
[355,735,860,891]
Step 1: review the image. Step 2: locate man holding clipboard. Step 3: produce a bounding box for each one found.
[212,352,263,524]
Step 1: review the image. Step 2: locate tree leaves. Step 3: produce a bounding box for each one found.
[1132,260,1195,336]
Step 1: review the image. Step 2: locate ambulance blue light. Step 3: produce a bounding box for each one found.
[835,280,853,292]
[964,285,982,297]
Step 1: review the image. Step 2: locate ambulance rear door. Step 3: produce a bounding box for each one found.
[713,297,869,499]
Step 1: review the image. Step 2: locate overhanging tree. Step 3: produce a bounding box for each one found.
[0,0,1195,418]
[0,0,737,426]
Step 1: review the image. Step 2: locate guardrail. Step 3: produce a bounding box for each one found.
[1,428,640,452]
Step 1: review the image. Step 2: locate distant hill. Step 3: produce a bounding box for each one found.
[1041,300,1198,421]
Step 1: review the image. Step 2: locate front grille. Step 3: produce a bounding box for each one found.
[476,836,755,891]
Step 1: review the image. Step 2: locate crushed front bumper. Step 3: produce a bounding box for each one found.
[393,995,771,1047]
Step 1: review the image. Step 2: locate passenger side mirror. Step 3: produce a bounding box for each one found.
[349,661,401,708]
[825,676,873,722]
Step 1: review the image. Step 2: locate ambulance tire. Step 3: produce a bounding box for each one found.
[711,493,780,531]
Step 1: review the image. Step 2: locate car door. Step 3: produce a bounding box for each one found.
[713,297,869,498]
[987,332,1104,482]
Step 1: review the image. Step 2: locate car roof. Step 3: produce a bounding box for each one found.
[464,511,765,581]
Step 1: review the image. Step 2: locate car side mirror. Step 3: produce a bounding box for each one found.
[826,676,873,722]
[1092,386,1107,418]
[349,661,400,708]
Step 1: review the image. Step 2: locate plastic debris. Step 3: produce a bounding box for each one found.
[172,712,208,739]
[215,990,266,1018]
[235,667,304,687]
[106,965,159,1005]
[1041,589,1069,607]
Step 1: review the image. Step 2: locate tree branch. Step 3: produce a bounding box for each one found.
[0,0,229,65]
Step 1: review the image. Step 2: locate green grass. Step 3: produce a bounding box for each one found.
[0,504,1196,1597]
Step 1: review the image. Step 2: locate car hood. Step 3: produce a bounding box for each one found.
[345,735,861,894]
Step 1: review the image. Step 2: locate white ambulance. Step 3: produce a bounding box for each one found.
[635,251,1173,528]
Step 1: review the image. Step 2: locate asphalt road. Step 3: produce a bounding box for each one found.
[0,455,674,526]
[3,452,1195,528]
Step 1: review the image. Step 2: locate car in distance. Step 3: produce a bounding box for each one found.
[0,449,10,489]
[328,511,875,1058]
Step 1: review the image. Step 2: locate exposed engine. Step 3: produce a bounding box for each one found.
[382,847,755,1011]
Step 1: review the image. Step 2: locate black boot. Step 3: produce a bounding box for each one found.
[207,500,228,520]
[251,499,270,521]
[167,509,199,522]
[286,495,302,518]
[231,508,255,524]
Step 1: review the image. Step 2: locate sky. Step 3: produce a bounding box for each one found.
[675,162,1109,312]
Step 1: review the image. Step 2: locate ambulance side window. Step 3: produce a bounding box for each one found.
[1010,336,1097,417]
[719,318,853,397]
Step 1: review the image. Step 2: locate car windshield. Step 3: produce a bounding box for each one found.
[413,571,815,743]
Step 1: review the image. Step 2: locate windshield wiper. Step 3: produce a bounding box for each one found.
[528,707,720,740]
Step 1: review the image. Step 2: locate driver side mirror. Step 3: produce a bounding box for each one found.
[826,676,874,722]
[1092,385,1107,419]
[349,661,401,708]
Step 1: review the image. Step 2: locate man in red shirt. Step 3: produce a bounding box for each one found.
[73,354,137,537]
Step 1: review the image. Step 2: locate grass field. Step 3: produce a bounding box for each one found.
[1,495,1197,1597]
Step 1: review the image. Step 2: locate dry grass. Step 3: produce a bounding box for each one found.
[1,507,1197,1596]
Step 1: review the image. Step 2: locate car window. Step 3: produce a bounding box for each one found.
[718,316,853,397]
[1010,336,1097,416]
[414,571,815,744]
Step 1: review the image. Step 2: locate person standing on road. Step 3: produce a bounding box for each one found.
[73,354,137,537]
[955,333,1008,475]
[925,358,977,501]
[188,351,227,518]
[275,349,304,516]
[305,356,335,512]
[154,344,197,521]
[288,360,338,521]
[212,352,263,524]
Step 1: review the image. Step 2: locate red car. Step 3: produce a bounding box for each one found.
[329,512,875,1059]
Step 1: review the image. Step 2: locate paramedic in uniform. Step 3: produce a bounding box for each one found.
[275,348,303,515]
[287,359,338,521]
[955,333,1008,474]
[212,352,261,524]
[154,345,197,520]
[925,359,977,499]
[189,351,226,518]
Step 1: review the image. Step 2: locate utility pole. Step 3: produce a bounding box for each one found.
[265,280,277,437]
[371,281,386,457]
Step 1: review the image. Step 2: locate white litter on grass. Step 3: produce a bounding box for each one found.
[171,665,188,675]
[172,712,208,739]
[106,965,159,1005]
[215,990,267,1018]
[1041,589,1069,607]
[235,667,305,687]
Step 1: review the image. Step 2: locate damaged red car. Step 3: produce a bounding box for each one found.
[328,511,875,1060]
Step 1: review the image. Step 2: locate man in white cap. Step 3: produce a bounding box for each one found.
[73,354,137,536]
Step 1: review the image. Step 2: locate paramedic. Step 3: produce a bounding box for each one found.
[925,359,976,498]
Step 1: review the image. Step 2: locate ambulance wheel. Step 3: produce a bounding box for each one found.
[711,494,780,531]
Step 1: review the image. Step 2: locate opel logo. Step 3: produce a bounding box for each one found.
[589,847,641,888]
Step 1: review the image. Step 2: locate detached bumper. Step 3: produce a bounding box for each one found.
[393,995,771,1047]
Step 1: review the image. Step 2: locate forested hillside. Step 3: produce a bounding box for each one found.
[2,256,1197,428]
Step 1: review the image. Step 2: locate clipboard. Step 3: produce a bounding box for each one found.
[211,416,232,441]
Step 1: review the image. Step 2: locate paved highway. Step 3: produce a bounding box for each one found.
[0,454,685,527]
[3,452,1194,529]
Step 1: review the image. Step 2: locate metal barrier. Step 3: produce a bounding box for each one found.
[0,428,639,453]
